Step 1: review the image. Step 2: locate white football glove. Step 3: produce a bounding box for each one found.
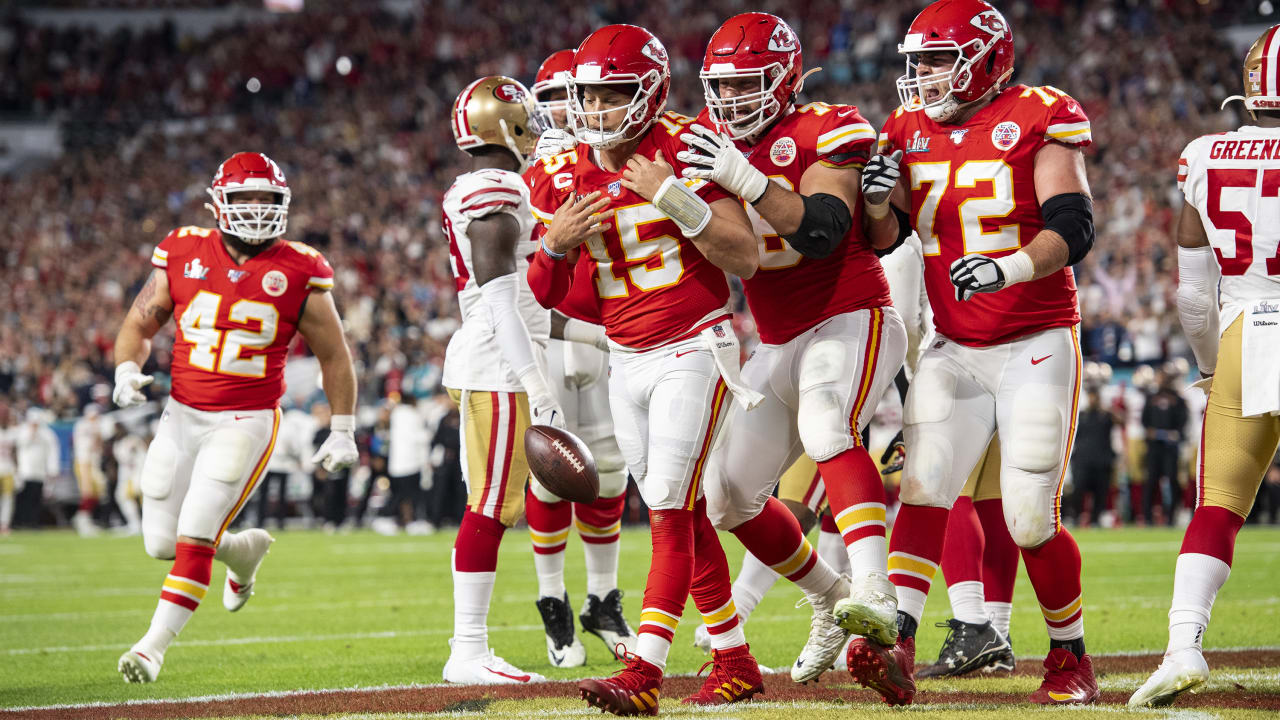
[949,255,1006,301]
[311,415,359,472]
[112,362,153,408]
[862,150,903,207]
[535,128,577,160]
[529,391,567,430]
[677,124,769,203]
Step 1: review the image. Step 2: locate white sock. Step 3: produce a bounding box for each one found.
[987,601,1013,638]
[637,633,671,671]
[451,551,495,660]
[818,529,851,575]
[948,580,988,624]
[731,552,779,622]
[1167,552,1230,653]
[533,549,567,599]
[583,538,619,598]
[836,503,889,577]
[708,623,747,651]
[135,599,193,661]
[896,586,927,625]
[0,491,12,529]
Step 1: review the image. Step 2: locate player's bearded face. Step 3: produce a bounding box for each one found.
[579,85,634,135]
[914,51,960,104]
[716,76,765,127]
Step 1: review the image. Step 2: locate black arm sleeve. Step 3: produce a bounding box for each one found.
[781,192,852,259]
[1041,192,1095,265]
[874,205,913,258]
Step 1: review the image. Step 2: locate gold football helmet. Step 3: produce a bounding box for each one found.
[1223,24,1280,118]
[451,76,545,170]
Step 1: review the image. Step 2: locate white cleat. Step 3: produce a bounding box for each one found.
[792,574,853,683]
[118,649,162,683]
[832,571,899,646]
[443,648,547,685]
[1128,648,1210,708]
[693,623,713,654]
[223,529,275,612]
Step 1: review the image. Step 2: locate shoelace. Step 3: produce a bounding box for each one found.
[601,591,630,629]
[804,606,843,651]
[605,647,655,690]
[934,620,979,663]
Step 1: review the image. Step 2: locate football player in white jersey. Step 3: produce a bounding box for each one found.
[440,75,559,685]
[1131,24,1280,707]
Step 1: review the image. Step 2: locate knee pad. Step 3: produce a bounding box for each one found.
[900,431,956,507]
[597,469,628,499]
[903,363,957,426]
[798,340,855,461]
[529,475,564,503]
[701,457,771,530]
[1004,386,1065,474]
[1001,479,1057,548]
[142,527,176,560]
[199,428,256,484]
[589,436,626,475]
[140,438,179,500]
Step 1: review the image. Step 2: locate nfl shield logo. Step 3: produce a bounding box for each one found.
[227,269,247,283]
[712,325,726,338]
[608,180,622,197]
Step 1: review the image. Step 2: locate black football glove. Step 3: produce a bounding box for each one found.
[862,149,903,207]
[880,430,905,476]
[949,254,1006,301]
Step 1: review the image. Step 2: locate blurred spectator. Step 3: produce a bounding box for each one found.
[1071,387,1121,528]
[110,423,147,536]
[311,401,354,531]
[376,393,430,535]
[0,406,14,534]
[355,403,391,528]
[426,402,464,528]
[258,404,316,529]
[14,409,61,529]
[71,404,109,536]
[1141,366,1189,526]
[1250,448,1280,525]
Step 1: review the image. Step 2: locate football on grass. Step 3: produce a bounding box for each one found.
[524,425,599,503]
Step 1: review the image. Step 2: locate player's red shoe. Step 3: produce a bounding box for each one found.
[681,644,764,706]
[1030,648,1099,705]
[578,649,663,716]
[846,635,916,706]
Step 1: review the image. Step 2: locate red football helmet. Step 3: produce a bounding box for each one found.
[700,13,803,140]
[896,0,1015,122]
[204,152,290,243]
[567,24,670,149]
[532,49,575,126]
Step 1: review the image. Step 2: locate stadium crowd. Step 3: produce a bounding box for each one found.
[2,0,1278,531]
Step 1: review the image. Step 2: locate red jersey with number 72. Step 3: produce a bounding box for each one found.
[151,226,334,411]
[526,111,733,349]
[878,84,1090,347]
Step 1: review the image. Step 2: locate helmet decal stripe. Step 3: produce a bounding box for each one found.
[1266,27,1280,97]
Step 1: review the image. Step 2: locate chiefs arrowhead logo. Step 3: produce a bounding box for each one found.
[768,24,797,52]
[970,9,1011,39]
[492,83,526,103]
[640,38,668,65]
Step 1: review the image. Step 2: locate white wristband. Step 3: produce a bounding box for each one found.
[115,361,141,382]
[653,176,712,238]
[330,415,355,433]
[517,365,553,404]
[994,250,1035,286]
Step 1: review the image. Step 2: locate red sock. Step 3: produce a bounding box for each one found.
[820,448,888,575]
[940,496,983,585]
[1180,505,1245,564]
[526,487,571,555]
[731,496,818,582]
[820,511,839,534]
[691,498,744,648]
[78,497,99,514]
[160,542,216,611]
[639,508,695,647]
[888,504,948,627]
[975,499,1019,604]
[454,510,505,572]
[575,493,625,544]
[1021,528,1083,640]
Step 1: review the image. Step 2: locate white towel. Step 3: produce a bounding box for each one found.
[700,323,764,411]
[1241,298,1280,417]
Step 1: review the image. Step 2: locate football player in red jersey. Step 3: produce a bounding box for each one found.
[524,49,639,669]
[847,0,1098,706]
[526,24,764,715]
[111,152,358,683]
[674,12,908,683]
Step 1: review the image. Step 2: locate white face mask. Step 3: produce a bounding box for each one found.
[206,186,291,243]
[701,61,792,141]
[566,73,664,150]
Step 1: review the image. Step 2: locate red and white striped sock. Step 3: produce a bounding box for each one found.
[887,504,948,627]
[975,499,1019,637]
[820,448,889,578]
[1168,506,1243,652]
[691,498,745,651]
[636,508,694,671]
[576,493,625,598]
[941,496,987,624]
[526,486,571,599]
[1021,528,1084,642]
[731,496,837,600]
[451,510,505,660]
[134,542,216,661]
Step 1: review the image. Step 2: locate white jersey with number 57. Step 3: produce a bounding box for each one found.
[1179,126,1280,327]
[441,168,549,392]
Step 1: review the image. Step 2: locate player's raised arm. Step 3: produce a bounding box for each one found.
[861,148,909,251]
[297,288,358,471]
[622,149,759,278]
[111,268,173,408]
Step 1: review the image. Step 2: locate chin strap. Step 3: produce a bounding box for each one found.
[498,119,530,173]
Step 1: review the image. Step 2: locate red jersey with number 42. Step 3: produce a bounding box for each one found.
[878,84,1091,347]
[527,112,733,349]
[151,227,334,411]
[696,103,892,344]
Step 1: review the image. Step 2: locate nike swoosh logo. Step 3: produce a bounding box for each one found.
[1047,690,1082,701]
[235,414,252,420]
[486,668,531,682]
[1031,355,1052,365]
[675,349,699,358]
[550,650,564,664]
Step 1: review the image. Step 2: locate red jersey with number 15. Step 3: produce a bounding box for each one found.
[151,226,334,411]
[527,112,733,349]
[696,103,892,344]
[878,84,1091,347]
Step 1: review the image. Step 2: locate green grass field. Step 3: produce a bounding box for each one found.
[3,525,1279,718]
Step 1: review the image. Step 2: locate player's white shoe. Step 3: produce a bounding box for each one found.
[222,529,275,612]
[693,623,713,654]
[117,649,162,683]
[1128,648,1210,708]
[793,574,853,683]
[832,571,899,646]
[443,648,547,685]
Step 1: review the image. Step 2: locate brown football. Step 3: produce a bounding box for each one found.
[524,425,599,504]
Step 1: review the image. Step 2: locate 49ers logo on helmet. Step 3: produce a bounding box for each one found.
[493,83,526,103]
[768,24,797,52]
[970,9,1010,39]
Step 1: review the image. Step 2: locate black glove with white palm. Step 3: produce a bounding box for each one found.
[677,124,769,204]
[949,250,1035,301]
[862,149,903,213]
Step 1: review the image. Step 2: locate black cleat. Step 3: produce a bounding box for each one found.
[917,618,1013,678]
[580,589,637,659]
